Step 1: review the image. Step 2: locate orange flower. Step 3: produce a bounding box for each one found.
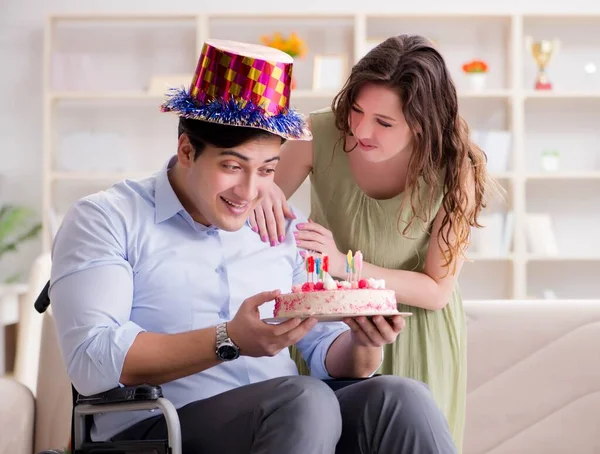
[260,32,307,59]
[462,60,488,73]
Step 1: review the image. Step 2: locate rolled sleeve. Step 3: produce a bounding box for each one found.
[50,198,144,396]
[296,323,349,379]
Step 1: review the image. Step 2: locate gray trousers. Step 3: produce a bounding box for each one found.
[113,375,457,454]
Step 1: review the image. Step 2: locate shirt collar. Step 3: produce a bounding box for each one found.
[154,156,185,224]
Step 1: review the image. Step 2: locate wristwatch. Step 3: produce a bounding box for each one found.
[215,322,240,361]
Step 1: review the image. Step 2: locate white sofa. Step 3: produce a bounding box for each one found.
[464,299,600,454]
[3,295,600,453]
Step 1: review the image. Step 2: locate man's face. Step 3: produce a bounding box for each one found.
[174,133,281,232]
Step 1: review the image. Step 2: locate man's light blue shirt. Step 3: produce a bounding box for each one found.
[50,157,350,441]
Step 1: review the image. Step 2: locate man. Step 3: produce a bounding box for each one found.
[50,39,456,454]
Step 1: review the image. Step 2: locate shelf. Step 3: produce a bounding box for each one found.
[50,14,198,22]
[49,92,165,101]
[491,172,514,180]
[367,13,512,19]
[291,90,339,99]
[51,171,151,181]
[208,12,355,19]
[527,255,600,262]
[48,90,341,102]
[459,90,512,99]
[525,91,600,99]
[526,172,600,180]
[468,254,514,261]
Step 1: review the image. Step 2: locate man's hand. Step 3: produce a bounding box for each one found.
[227,290,317,357]
[343,315,405,348]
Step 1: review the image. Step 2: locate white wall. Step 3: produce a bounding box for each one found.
[2,0,600,279]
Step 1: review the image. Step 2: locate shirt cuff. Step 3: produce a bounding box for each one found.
[309,326,350,380]
[311,333,385,380]
[368,346,385,377]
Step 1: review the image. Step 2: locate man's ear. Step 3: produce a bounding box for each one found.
[177,134,195,169]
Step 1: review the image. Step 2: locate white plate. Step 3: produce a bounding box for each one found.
[262,311,413,324]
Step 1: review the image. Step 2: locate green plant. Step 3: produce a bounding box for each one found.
[0,204,42,282]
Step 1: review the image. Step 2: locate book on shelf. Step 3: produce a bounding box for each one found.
[525,213,559,256]
[471,211,513,257]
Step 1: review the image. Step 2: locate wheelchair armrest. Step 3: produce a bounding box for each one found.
[73,385,181,454]
[76,384,163,405]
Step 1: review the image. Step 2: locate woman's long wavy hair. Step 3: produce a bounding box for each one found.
[332,34,500,274]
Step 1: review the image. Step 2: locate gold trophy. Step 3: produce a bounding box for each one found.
[525,36,560,90]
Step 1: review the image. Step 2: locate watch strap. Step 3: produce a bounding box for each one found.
[216,322,229,345]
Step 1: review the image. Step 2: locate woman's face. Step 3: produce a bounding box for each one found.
[348,83,413,163]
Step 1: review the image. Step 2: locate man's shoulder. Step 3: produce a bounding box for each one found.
[72,175,156,220]
[286,205,308,232]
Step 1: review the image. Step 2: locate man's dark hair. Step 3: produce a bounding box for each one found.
[178,117,286,160]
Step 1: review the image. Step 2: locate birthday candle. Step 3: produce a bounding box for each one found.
[308,256,315,282]
[354,251,363,281]
[346,250,352,282]
[305,254,310,282]
[323,255,329,273]
[315,257,322,281]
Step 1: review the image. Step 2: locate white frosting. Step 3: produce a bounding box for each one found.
[338,281,352,289]
[322,272,337,290]
[367,278,386,289]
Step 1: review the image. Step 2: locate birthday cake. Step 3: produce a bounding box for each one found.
[273,251,398,318]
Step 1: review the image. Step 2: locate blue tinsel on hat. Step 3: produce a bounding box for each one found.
[161,87,311,141]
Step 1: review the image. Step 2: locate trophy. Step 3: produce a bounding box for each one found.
[525,36,560,90]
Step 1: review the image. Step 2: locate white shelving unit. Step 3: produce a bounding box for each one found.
[43,12,600,300]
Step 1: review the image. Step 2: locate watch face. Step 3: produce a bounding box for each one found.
[217,344,239,361]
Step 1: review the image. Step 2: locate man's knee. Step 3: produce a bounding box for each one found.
[352,375,441,418]
[270,376,342,429]
[365,375,431,399]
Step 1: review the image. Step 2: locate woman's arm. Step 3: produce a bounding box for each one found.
[340,173,476,311]
[351,205,468,311]
[299,171,477,311]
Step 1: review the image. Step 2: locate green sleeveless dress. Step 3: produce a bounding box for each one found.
[291,108,467,452]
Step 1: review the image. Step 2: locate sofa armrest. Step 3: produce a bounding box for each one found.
[0,377,35,454]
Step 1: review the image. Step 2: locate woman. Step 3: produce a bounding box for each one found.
[250,34,499,452]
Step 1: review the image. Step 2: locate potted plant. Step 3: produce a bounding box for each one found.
[260,32,308,90]
[541,149,560,172]
[462,59,489,92]
[0,205,41,348]
[0,205,42,282]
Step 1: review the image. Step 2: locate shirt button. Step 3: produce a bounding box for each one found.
[207,229,217,236]
[218,310,229,319]
[216,266,225,274]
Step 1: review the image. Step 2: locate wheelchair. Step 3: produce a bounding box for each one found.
[34,280,373,454]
